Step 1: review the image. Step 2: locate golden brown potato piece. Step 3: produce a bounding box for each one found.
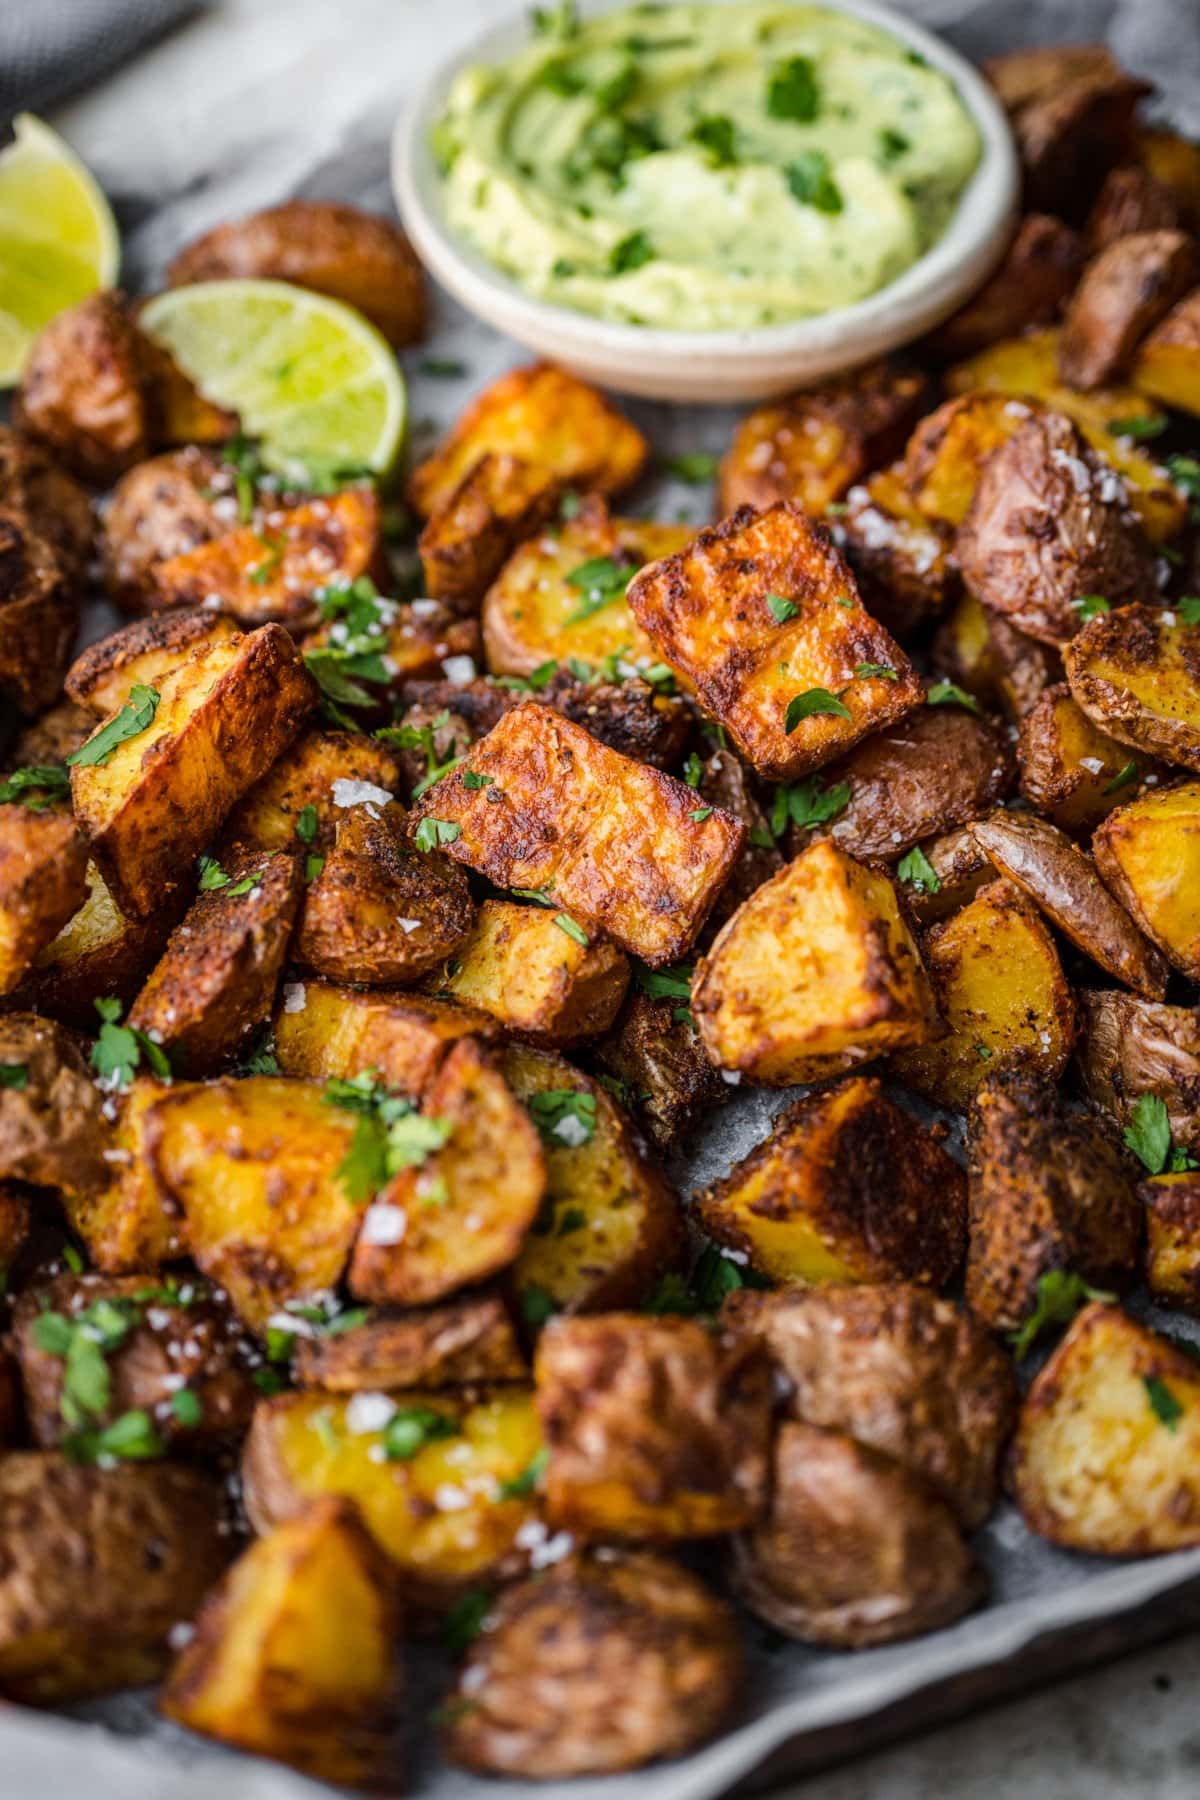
[932,592,1062,725]
[505,1042,684,1316]
[930,214,1085,361]
[965,1070,1142,1333]
[153,484,382,627]
[697,1076,966,1290]
[0,427,93,584]
[904,391,1043,531]
[1075,989,1200,1158]
[1059,230,1199,389]
[241,1385,544,1605]
[1132,286,1200,413]
[891,880,1076,1109]
[0,1452,230,1703]
[70,624,317,918]
[1065,608,1200,772]
[61,1075,187,1272]
[348,1039,546,1307]
[14,291,149,483]
[419,452,562,611]
[717,360,926,515]
[1086,166,1186,253]
[146,1077,361,1331]
[983,45,1148,220]
[901,826,993,926]
[13,861,174,1028]
[99,447,226,612]
[732,1422,985,1649]
[725,1282,1016,1529]
[431,899,629,1044]
[971,809,1169,998]
[692,840,937,1086]
[12,1271,255,1451]
[535,1313,771,1541]
[0,508,79,716]
[838,465,958,640]
[294,1294,526,1390]
[955,412,1156,645]
[0,1013,109,1197]
[169,199,427,346]
[1137,128,1200,231]
[136,330,239,448]
[1092,781,1200,978]
[412,702,743,966]
[1011,1302,1200,1554]
[66,607,239,715]
[127,848,303,1074]
[628,503,922,781]
[592,990,728,1157]
[1143,1174,1200,1313]
[296,798,473,985]
[409,362,647,520]
[443,1549,742,1779]
[161,1496,403,1791]
[0,804,88,996]
[221,726,403,852]
[274,979,497,1098]
[1017,682,1160,835]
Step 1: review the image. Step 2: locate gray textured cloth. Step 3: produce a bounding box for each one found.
[0,0,201,127]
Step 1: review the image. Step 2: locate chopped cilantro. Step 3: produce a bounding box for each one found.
[1124,1093,1178,1175]
[420,357,468,377]
[383,1404,459,1461]
[462,770,493,791]
[294,804,319,845]
[1109,415,1166,440]
[528,1089,597,1148]
[897,845,940,895]
[926,680,981,715]
[66,684,159,769]
[90,996,171,1088]
[1103,761,1140,796]
[1009,1270,1115,1360]
[1144,1374,1184,1431]
[496,1447,549,1500]
[786,150,842,213]
[607,229,655,275]
[414,816,462,853]
[518,1283,558,1327]
[682,752,704,789]
[512,884,555,907]
[564,555,634,623]
[0,764,70,809]
[1072,594,1110,619]
[170,1388,203,1428]
[856,661,898,681]
[766,593,799,624]
[305,852,326,882]
[664,450,720,483]
[769,775,851,837]
[1179,596,1200,625]
[767,54,818,122]
[878,126,910,161]
[632,962,693,1001]
[785,687,852,731]
[690,806,713,822]
[688,115,737,167]
[442,1588,493,1653]
[553,913,589,946]
[0,1064,27,1091]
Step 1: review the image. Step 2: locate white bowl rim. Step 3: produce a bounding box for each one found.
[393,0,1020,361]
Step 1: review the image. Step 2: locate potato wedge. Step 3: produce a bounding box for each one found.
[65,608,239,715]
[1011,1302,1200,1554]
[14,291,149,484]
[535,1313,771,1540]
[592,990,728,1156]
[838,465,958,640]
[99,446,226,612]
[1065,607,1200,771]
[697,1076,966,1290]
[930,213,1084,360]
[430,899,629,1043]
[161,1496,404,1791]
[627,502,922,780]
[904,391,1045,530]
[412,702,743,965]
[693,840,937,1086]
[1092,781,1200,978]
[891,879,1076,1109]
[982,45,1147,220]
[409,362,647,520]
[221,726,403,852]
[419,452,562,611]
[70,624,316,918]
[14,861,173,1027]
[1075,989,1200,1157]
[294,1294,526,1390]
[1058,230,1199,389]
[1086,166,1185,254]
[1132,286,1200,413]
[0,804,88,995]
[274,979,498,1096]
[901,826,993,926]
[0,507,79,716]
[145,1077,361,1331]
[1143,1174,1200,1313]
[1017,682,1160,834]
[61,1075,187,1272]
[0,1013,110,1197]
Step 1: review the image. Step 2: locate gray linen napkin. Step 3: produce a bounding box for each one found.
[0,0,202,127]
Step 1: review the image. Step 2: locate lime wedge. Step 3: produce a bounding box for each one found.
[0,113,120,385]
[139,279,408,479]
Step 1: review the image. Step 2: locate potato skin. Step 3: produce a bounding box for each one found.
[11,860,175,1028]
[60,1076,187,1273]
[443,1550,743,1779]
[732,1422,985,1649]
[1017,682,1160,835]
[0,1452,230,1703]
[10,697,93,768]
[695,746,782,927]
[1075,989,1200,1157]
[168,199,427,346]
[0,1012,109,1197]
[983,45,1148,220]
[930,213,1084,361]
[838,465,959,641]
[66,607,239,716]
[274,980,498,1097]
[430,898,630,1044]
[1058,229,1199,388]
[419,451,562,611]
[592,990,728,1157]
[536,1313,772,1541]
[294,1294,527,1391]
[0,427,93,585]
[99,446,226,612]
[902,826,993,926]
[0,506,80,716]
[1092,781,1200,978]
[14,291,149,483]
[1064,607,1200,772]
[1086,166,1185,253]
[933,593,1063,726]
[0,804,89,996]
[221,726,403,853]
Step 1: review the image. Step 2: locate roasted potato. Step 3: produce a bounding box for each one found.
[717,359,926,515]
[900,826,993,926]
[1086,166,1186,253]
[1058,230,1199,389]
[1132,286,1200,413]
[932,592,1062,724]
[627,502,922,781]
[419,452,563,611]
[409,362,647,520]
[592,990,728,1157]
[0,507,79,716]
[1075,989,1200,1157]
[294,1293,526,1391]
[9,697,93,768]
[965,1070,1142,1332]
[732,1422,985,1648]
[697,1076,966,1290]
[412,702,744,966]
[930,213,1084,360]
[0,803,89,995]
[694,745,782,926]
[535,1313,771,1540]
[1017,682,1160,835]
[99,446,226,612]
[168,198,427,346]
[1092,781,1200,978]
[14,290,149,483]
[60,1075,187,1272]
[838,465,958,640]
[1065,608,1200,772]
[982,45,1148,220]
[443,1549,742,1779]
[904,390,1044,531]
[70,624,317,918]
[1143,1174,1200,1313]
[692,840,937,1086]
[1011,1302,1200,1554]
[65,607,239,715]
[275,979,498,1096]
[431,899,630,1044]
[221,726,403,852]
[1137,127,1200,231]
[504,1043,684,1316]
[0,427,93,584]
[136,330,238,448]
[0,1013,110,1197]
[12,860,174,1028]
[161,1496,404,1791]
[891,879,1076,1109]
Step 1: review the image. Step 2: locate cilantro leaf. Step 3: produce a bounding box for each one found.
[1109,415,1166,440]
[1103,761,1139,796]
[518,1283,558,1327]
[414,817,462,853]
[769,775,851,837]
[564,555,634,624]
[897,845,940,895]
[528,1089,597,1148]
[855,662,898,681]
[382,1404,459,1461]
[1009,1270,1115,1360]
[607,229,655,275]
[0,764,70,809]
[294,804,319,845]
[784,687,852,731]
[926,680,982,715]
[688,115,737,167]
[786,150,842,213]
[66,685,159,769]
[632,962,693,1001]
[664,451,720,483]
[767,54,819,122]
[1123,1093,1174,1174]
[442,1588,493,1653]
[766,593,799,624]
[496,1447,549,1500]
[553,912,589,946]
[1144,1373,1184,1431]
[0,1063,27,1091]
[1179,596,1200,625]
[1072,593,1110,619]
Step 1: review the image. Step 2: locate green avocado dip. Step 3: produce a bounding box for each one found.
[432,2,981,332]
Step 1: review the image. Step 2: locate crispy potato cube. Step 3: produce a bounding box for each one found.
[505,1043,684,1315]
[14,861,174,1027]
[1065,608,1200,772]
[1086,166,1186,254]
[1092,781,1200,978]
[127,848,303,1074]
[221,726,403,852]
[698,1076,966,1290]
[627,502,922,780]
[982,46,1147,220]
[419,452,562,611]
[1011,1302,1200,1554]
[274,979,497,1096]
[1059,230,1198,388]
[431,899,629,1043]
[241,1385,544,1605]
[932,590,1061,723]
[535,1314,771,1540]
[294,1294,526,1390]
[145,1077,361,1331]
[1075,989,1200,1158]
[0,1013,110,1197]
[14,291,149,484]
[99,447,226,612]
[61,1075,187,1271]
[1133,287,1200,413]
[0,805,88,995]
[0,507,79,715]
[349,1039,546,1306]
[1017,682,1160,834]
[409,362,647,519]
[65,607,239,715]
[839,465,959,640]
[717,360,926,515]
[693,840,937,1086]
[161,1497,403,1790]
[1143,1174,1200,1313]
[153,484,381,626]
[890,879,1076,1108]
[593,990,728,1156]
[412,702,743,966]
[732,1422,984,1648]
[70,624,317,918]
[442,1549,742,1779]
[965,1070,1142,1332]
[930,213,1084,361]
